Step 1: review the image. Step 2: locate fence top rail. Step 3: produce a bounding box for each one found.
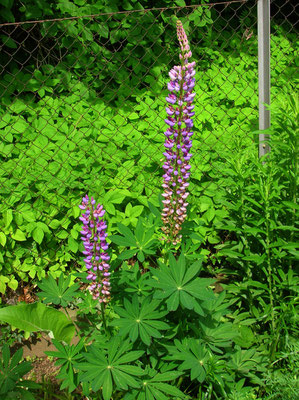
[0,0,249,27]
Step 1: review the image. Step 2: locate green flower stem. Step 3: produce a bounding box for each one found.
[101,301,107,332]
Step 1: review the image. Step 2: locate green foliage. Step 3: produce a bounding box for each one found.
[0,0,295,294]
[111,295,170,345]
[123,370,186,400]
[0,344,39,400]
[263,369,299,400]
[3,251,266,399]
[76,290,100,315]
[110,219,159,263]
[150,253,215,314]
[78,337,144,400]
[37,273,80,307]
[226,379,258,400]
[45,339,85,393]
[0,302,75,344]
[211,96,298,363]
[0,324,29,348]
[119,261,153,297]
[166,338,212,383]
[227,347,267,383]
[0,2,297,399]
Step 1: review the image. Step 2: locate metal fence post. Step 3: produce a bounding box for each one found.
[258,0,271,157]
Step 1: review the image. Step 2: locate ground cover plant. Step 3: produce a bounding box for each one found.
[0,1,298,399]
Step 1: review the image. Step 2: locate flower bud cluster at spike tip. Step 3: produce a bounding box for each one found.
[176,20,192,63]
[161,20,195,245]
[79,195,111,302]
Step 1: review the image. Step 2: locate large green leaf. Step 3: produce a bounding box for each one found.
[0,302,75,344]
[123,370,186,400]
[110,295,169,346]
[164,338,209,383]
[78,337,144,400]
[109,219,158,261]
[149,254,215,314]
[45,339,85,392]
[0,344,40,397]
[37,273,80,307]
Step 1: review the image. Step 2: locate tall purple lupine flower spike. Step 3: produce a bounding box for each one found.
[161,20,196,245]
[79,195,111,302]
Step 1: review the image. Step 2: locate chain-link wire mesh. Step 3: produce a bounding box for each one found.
[0,0,297,287]
[270,0,298,102]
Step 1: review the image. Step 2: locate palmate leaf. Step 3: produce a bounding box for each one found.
[125,271,153,297]
[45,339,85,393]
[199,322,238,353]
[149,254,215,315]
[117,262,153,298]
[142,370,186,400]
[77,337,144,400]
[188,292,238,353]
[77,291,100,315]
[109,220,159,261]
[227,346,267,376]
[0,344,40,397]
[123,370,187,400]
[164,338,209,383]
[110,295,170,345]
[37,273,80,307]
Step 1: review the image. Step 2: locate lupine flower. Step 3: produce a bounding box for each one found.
[79,195,111,302]
[161,20,196,245]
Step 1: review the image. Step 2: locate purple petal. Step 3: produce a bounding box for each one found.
[165,118,176,127]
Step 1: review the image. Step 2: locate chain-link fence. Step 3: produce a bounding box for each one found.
[271,0,298,101]
[0,0,297,288]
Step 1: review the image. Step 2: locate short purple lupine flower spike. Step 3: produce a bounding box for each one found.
[79,195,111,302]
[161,20,196,245]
